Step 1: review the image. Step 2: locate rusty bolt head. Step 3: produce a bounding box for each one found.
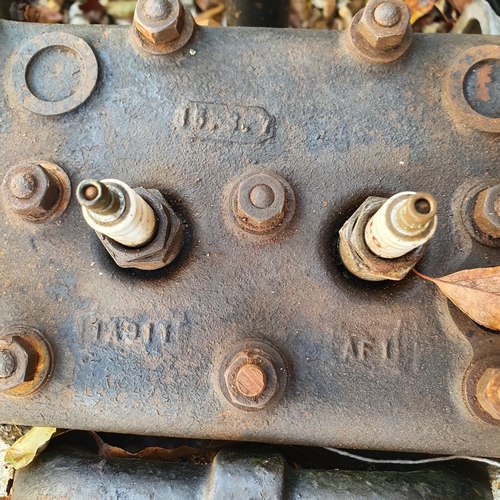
[477,368,500,420]
[358,0,410,51]
[474,185,500,239]
[2,162,61,222]
[235,173,287,233]
[0,350,16,379]
[0,339,31,392]
[235,363,267,398]
[374,2,401,26]
[339,197,425,281]
[134,0,184,44]
[222,345,284,411]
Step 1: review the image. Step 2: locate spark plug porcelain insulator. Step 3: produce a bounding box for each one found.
[364,191,438,259]
[77,179,157,248]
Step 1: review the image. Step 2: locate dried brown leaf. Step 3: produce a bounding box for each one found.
[23,4,64,22]
[195,4,224,24]
[405,0,437,23]
[414,267,500,331]
[195,0,223,12]
[90,431,204,461]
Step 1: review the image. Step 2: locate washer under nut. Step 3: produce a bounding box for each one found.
[0,325,53,397]
[219,340,288,411]
[2,161,71,222]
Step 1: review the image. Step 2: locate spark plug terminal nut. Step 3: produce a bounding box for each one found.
[77,179,184,271]
[339,191,438,281]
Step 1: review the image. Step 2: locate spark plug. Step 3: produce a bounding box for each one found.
[364,191,437,259]
[77,179,157,247]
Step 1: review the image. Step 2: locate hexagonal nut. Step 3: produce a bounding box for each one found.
[234,173,288,233]
[134,0,184,44]
[223,349,280,410]
[0,339,31,392]
[98,188,184,271]
[339,196,425,281]
[2,162,62,221]
[474,185,500,239]
[477,368,500,420]
[358,0,410,51]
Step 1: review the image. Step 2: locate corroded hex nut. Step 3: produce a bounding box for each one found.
[134,0,184,44]
[235,173,288,233]
[2,161,70,222]
[0,340,30,392]
[358,0,410,51]
[339,197,425,281]
[98,188,183,271]
[474,185,500,239]
[477,368,500,420]
[0,326,53,397]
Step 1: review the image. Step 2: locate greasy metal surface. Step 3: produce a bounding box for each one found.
[11,448,494,499]
[1,21,500,456]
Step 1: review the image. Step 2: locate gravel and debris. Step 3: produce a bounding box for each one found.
[5,0,489,32]
[0,425,29,500]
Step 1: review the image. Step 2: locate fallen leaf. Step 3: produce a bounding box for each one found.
[194,4,224,24]
[105,0,136,20]
[23,4,64,22]
[414,267,500,331]
[90,431,210,461]
[4,427,57,470]
[405,0,437,24]
[195,0,223,12]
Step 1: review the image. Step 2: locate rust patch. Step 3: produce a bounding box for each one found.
[475,62,493,102]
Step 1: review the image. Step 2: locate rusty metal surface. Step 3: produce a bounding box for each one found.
[1,20,500,456]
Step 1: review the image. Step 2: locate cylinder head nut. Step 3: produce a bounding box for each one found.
[0,326,53,397]
[359,0,410,51]
[219,341,288,411]
[133,0,195,55]
[474,185,500,239]
[349,0,412,63]
[0,339,31,392]
[2,162,68,222]
[134,0,184,44]
[476,368,500,420]
[232,172,295,234]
